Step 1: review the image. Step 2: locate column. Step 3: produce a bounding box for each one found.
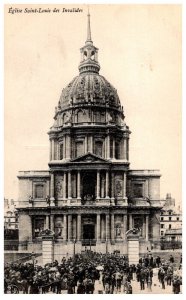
[111,172,115,199]
[126,138,129,160]
[101,217,105,240]
[101,178,105,198]
[53,140,56,160]
[51,140,55,160]
[68,171,72,199]
[112,138,115,159]
[123,139,127,160]
[66,135,71,159]
[111,214,115,241]
[105,171,109,198]
[84,135,88,153]
[129,214,133,229]
[77,215,81,241]
[50,215,54,231]
[143,216,146,238]
[77,171,81,199]
[63,215,67,241]
[123,215,127,240]
[145,180,149,197]
[146,215,149,241]
[45,215,49,229]
[107,135,110,159]
[50,140,52,161]
[97,214,101,242]
[96,170,100,199]
[63,172,67,199]
[106,214,110,240]
[63,135,66,159]
[50,173,55,200]
[123,172,126,198]
[56,143,59,160]
[90,135,93,153]
[68,215,72,241]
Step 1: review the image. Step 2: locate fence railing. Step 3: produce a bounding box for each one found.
[160,241,182,250]
[4,240,28,251]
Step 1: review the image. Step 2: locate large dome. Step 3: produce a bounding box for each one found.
[59,73,121,111]
[52,12,125,126]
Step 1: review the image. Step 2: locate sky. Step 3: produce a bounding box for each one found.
[4,4,181,206]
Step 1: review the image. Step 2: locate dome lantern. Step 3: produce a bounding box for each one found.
[79,12,100,74]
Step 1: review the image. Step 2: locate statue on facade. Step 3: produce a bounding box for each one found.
[46,195,50,206]
[115,180,122,197]
[55,179,63,198]
[40,229,54,236]
[116,224,121,237]
[28,196,33,203]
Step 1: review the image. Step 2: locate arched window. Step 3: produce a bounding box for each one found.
[77,110,84,123]
[115,141,120,159]
[59,144,63,160]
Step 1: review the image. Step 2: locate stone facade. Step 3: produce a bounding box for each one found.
[160,193,182,240]
[17,13,163,258]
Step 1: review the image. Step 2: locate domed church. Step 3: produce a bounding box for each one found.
[17,13,163,259]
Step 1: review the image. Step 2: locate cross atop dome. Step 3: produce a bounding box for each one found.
[79,11,100,74]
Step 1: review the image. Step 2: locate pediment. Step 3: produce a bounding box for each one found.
[71,153,109,163]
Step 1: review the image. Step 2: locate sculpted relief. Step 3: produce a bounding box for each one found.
[115,179,123,197]
[55,176,63,198]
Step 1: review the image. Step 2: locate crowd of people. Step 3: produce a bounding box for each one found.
[4,251,182,294]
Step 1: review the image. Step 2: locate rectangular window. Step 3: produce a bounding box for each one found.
[115,142,120,159]
[35,185,44,199]
[169,217,172,221]
[133,217,143,236]
[161,231,164,236]
[110,139,113,158]
[161,224,164,228]
[95,141,103,157]
[177,217,179,221]
[34,218,45,238]
[161,217,164,221]
[76,141,84,157]
[169,224,172,229]
[133,183,143,198]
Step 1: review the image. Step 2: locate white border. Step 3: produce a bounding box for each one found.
[1,1,185,299]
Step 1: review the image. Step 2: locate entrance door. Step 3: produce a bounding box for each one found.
[82,172,96,202]
[83,224,95,240]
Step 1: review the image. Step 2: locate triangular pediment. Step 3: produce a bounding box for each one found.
[70,152,109,163]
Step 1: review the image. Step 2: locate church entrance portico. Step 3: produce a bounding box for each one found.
[82,215,96,246]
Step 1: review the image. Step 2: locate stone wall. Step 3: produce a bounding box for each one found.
[18,213,32,248]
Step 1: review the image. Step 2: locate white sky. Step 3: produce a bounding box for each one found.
[4,4,181,207]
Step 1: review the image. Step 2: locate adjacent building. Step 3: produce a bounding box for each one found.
[160,193,182,245]
[4,199,19,231]
[17,13,163,259]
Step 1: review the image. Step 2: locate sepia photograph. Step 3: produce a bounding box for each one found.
[3,2,182,295]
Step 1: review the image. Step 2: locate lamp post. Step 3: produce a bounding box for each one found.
[89,239,92,251]
[106,238,108,254]
[31,251,36,267]
[73,238,76,256]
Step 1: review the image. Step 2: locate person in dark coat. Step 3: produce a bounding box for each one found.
[77,281,85,294]
[169,255,174,264]
[172,276,182,294]
[139,269,145,290]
